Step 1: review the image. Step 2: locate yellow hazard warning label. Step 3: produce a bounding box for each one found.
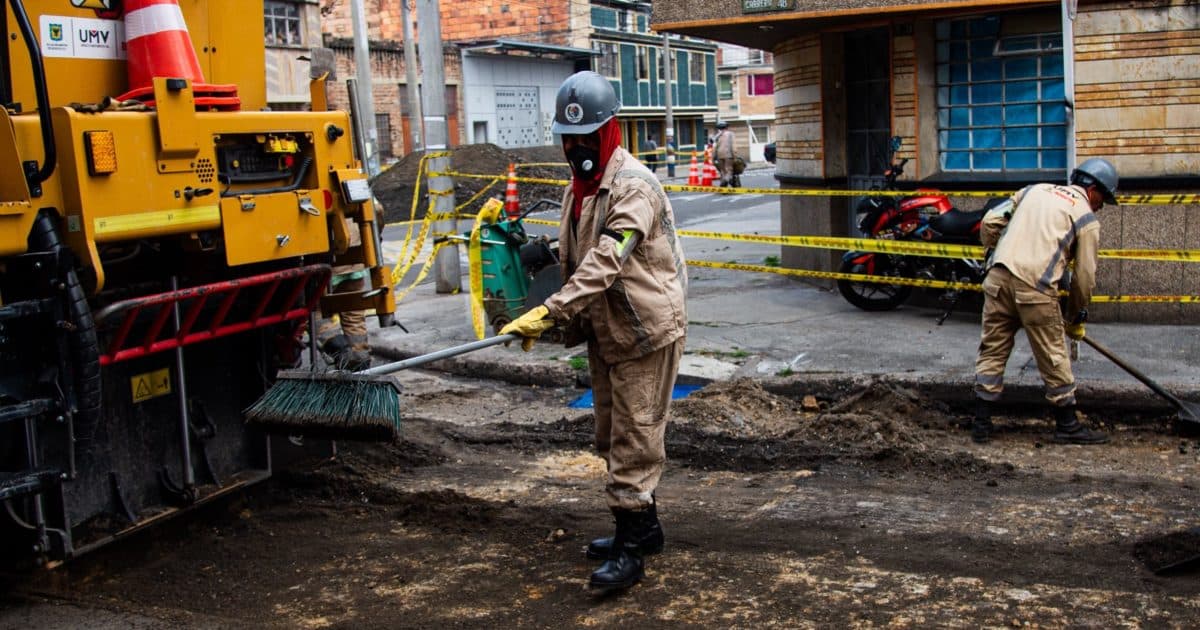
[131,367,171,404]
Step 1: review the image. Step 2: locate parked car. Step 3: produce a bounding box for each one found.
[764,141,776,164]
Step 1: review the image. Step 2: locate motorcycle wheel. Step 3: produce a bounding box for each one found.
[837,256,913,311]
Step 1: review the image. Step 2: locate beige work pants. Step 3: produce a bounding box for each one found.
[316,270,367,349]
[717,157,734,186]
[974,266,1075,407]
[589,338,685,511]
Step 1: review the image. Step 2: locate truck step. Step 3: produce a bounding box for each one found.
[0,469,62,502]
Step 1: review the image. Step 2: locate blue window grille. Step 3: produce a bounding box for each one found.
[936,16,1066,172]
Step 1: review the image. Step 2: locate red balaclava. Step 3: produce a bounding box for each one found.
[569,118,623,220]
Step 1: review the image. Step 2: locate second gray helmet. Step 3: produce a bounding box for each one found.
[551,71,621,135]
[1071,157,1119,205]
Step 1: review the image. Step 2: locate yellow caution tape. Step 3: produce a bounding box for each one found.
[680,230,985,259]
[690,259,1200,302]
[688,259,980,291]
[389,206,438,287]
[392,241,449,305]
[516,217,1200,263]
[515,162,568,169]
[467,199,505,340]
[1097,249,1200,262]
[456,177,502,212]
[438,170,1200,205]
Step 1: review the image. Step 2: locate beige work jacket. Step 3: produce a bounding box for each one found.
[544,148,688,363]
[982,183,1099,318]
[714,130,735,160]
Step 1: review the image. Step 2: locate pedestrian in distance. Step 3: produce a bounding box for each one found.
[972,157,1120,446]
[500,71,688,594]
[713,120,735,187]
[645,133,659,174]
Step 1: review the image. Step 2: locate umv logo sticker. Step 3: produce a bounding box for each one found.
[78,28,110,45]
[39,14,124,59]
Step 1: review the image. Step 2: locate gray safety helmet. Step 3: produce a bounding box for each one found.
[1071,157,1119,205]
[716,120,728,129]
[551,71,621,135]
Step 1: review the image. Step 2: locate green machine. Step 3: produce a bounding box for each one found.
[441,200,562,334]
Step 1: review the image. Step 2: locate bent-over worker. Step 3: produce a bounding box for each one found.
[972,157,1119,445]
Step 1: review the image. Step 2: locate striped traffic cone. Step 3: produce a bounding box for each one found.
[504,163,520,219]
[687,152,700,186]
[700,149,714,187]
[117,0,239,109]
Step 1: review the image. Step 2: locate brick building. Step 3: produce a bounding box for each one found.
[301,0,720,160]
[654,0,1200,323]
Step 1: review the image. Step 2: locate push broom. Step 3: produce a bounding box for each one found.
[245,334,517,441]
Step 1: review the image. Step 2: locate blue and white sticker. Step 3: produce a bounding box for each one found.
[39,15,126,60]
[564,102,584,124]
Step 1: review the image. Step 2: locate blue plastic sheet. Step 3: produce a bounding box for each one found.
[568,384,703,409]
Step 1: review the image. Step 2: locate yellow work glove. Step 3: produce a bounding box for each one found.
[499,305,555,351]
[1065,322,1085,341]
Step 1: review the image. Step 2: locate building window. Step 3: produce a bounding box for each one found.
[718,75,733,100]
[594,41,619,79]
[590,6,617,30]
[375,114,393,160]
[936,15,1066,172]
[617,10,629,32]
[689,51,706,83]
[637,47,650,80]
[677,122,694,150]
[748,49,766,65]
[264,1,302,46]
[747,74,773,96]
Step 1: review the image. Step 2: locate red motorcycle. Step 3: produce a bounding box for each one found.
[838,139,994,324]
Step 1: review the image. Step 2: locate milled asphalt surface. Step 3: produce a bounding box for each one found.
[369,168,1200,420]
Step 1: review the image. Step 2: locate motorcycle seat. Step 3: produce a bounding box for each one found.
[928,208,985,239]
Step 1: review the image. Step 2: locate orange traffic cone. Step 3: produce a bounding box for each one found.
[504,163,520,219]
[700,149,714,187]
[688,152,700,186]
[117,0,239,109]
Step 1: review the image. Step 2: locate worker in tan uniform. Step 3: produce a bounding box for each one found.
[501,71,688,593]
[972,157,1119,445]
[713,120,735,187]
[315,220,370,372]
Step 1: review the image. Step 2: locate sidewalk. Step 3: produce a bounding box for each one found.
[369,165,1199,417]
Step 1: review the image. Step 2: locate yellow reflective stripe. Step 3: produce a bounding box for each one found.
[93,205,220,236]
[615,229,636,257]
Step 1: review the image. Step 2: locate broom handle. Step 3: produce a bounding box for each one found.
[359,334,518,376]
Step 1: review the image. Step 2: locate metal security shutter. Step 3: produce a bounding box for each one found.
[495,87,541,148]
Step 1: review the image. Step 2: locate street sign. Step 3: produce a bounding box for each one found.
[743,0,794,13]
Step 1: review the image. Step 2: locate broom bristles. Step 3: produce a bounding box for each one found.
[245,371,401,442]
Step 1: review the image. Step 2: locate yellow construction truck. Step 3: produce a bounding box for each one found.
[0,0,393,567]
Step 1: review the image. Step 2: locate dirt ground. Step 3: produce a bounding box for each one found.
[371,144,570,224]
[6,370,1200,628]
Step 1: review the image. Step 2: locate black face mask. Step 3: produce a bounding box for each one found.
[566,144,601,179]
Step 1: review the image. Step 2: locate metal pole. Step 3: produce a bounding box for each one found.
[417,0,460,293]
[400,0,423,152]
[662,33,676,177]
[350,0,380,176]
[1062,0,1077,178]
[170,276,194,491]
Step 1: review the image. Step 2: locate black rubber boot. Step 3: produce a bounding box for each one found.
[588,510,647,593]
[586,499,663,560]
[1052,405,1109,445]
[971,399,994,444]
